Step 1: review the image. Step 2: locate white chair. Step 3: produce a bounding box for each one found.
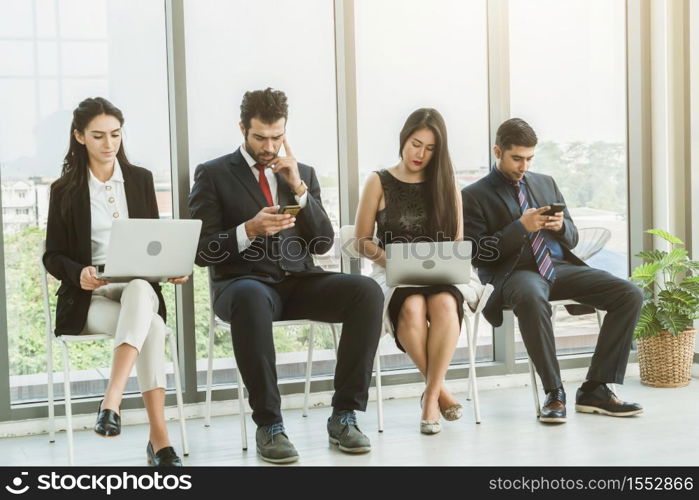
[572,227,612,261]
[339,225,494,424]
[41,250,189,465]
[203,276,385,451]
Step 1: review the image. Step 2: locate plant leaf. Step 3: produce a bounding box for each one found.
[656,310,690,337]
[658,289,698,313]
[680,276,699,294]
[634,304,662,339]
[646,229,684,246]
[660,247,688,267]
[686,261,699,271]
[631,262,661,285]
[636,250,666,262]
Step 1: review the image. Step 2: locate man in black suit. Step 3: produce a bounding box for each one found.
[462,118,643,423]
[188,88,383,463]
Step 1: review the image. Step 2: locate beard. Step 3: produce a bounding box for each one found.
[245,139,277,166]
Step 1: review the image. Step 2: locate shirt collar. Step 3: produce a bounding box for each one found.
[493,165,527,187]
[87,159,125,189]
[239,144,256,168]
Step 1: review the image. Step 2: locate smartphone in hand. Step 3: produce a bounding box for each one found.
[542,203,565,216]
[280,204,302,216]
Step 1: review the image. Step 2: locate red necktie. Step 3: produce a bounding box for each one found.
[254,163,274,206]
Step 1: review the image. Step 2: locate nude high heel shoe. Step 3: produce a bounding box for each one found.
[419,392,442,434]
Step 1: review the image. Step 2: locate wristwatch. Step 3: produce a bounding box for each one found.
[293,180,307,197]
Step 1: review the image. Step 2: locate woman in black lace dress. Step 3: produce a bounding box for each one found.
[354,108,484,434]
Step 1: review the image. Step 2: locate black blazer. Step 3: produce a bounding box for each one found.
[462,169,591,327]
[188,149,334,287]
[42,165,166,335]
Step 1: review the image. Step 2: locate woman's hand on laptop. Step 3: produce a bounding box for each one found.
[168,276,189,285]
[80,266,108,291]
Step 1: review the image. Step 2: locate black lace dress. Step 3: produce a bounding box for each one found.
[375,169,464,352]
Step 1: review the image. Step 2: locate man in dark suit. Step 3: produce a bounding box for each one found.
[462,118,643,423]
[188,88,383,463]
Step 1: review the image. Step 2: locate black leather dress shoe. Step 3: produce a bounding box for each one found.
[94,400,121,437]
[540,387,566,423]
[575,384,643,417]
[147,442,183,467]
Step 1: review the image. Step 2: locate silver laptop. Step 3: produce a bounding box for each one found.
[97,219,202,282]
[385,241,472,287]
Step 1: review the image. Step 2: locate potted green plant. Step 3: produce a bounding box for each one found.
[631,229,698,387]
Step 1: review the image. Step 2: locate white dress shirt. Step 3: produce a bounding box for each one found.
[235,144,308,253]
[89,160,129,265]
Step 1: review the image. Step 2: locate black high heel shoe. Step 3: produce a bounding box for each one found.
[94,400,121,437]
[147,442,182,467]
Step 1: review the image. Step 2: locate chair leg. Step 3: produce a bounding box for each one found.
[330,323,339,354]
[303,324,315,417]
[374,347,384,432]
[233,367,247,451]
[466,317,473,401]
[47,336,55,443]
[466,316,481,423]
[168,330,189,456]
[205,312,216,427]
[60,341,74,466]
[467,325,474,402]
[528,357,541,417]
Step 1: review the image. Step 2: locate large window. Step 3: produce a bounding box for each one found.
[509,0,628,358]
[0,0,174,404]
[355,0,492,369]
[0,0,649,421]
[183,0,340,386]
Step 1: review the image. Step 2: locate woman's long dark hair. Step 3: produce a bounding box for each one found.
[399,108,459,240]
[53,97,135,216]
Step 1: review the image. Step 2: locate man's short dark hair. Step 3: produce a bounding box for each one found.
[240,88,288,130]
[495,118,538,151]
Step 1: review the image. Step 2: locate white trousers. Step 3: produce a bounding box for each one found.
[81,279,166,393]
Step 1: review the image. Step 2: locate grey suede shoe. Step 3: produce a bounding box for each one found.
[327,410,371,454]
[256,422,299,464]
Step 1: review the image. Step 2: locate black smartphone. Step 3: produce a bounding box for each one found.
[280,204,302,216]
[542,203,565,216]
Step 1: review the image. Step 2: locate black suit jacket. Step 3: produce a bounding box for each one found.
[462,169,591,327]
[42,166,166,335]
[188,149,334,289]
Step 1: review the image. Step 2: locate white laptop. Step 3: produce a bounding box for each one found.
[385,241,472,288]
[96,219,202,283]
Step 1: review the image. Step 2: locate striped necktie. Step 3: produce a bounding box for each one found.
[514,181,555,282]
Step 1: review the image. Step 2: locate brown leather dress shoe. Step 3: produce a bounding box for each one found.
[540,387,566,423]
[575,384,643,417]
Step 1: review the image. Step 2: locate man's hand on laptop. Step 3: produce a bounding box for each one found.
[80,266,108,290]
[168,276,189,285]
[244,206,296,238]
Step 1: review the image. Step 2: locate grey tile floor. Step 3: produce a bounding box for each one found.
[1,374,697,467]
